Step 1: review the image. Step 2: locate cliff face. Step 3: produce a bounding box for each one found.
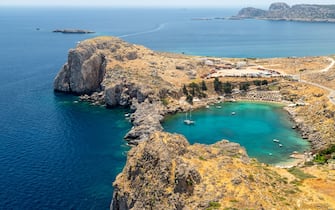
[54,42,106,94]
[236,2,335,22]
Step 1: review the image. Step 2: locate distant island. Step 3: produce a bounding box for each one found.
[233,2,335,22]
[53,29,95,34]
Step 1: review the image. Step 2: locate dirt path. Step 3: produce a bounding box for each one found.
[321,57,335,72]
[298,57,335,105]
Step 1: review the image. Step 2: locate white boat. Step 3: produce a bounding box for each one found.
[273,139,280,143]
[184,119,195,125]
[279,144,283,147]
[184,110,195,125]
[231,112,236,115]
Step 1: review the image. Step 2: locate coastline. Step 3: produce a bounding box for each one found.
[169,95,312,167]
[52,36,335,209]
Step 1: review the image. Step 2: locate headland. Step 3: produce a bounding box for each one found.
[54,36,335,209]
[233,2,335,23]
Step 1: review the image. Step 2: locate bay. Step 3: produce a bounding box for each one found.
[163,102,310,165]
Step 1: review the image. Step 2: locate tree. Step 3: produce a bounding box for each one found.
[186,95,193,104]
[189,82,200,97]
[239,82,250,92]
[253,80,262,86]
[182,84,188,95]
[261,80,268,86]
[201,80,207,91]
[190,87,195,96]
[223,82,233,94]
[214,77,222,93]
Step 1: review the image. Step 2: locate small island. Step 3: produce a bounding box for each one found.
[233,2,335,23]
[53,29,95,34]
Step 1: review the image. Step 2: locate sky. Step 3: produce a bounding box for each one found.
[1,0,335,8]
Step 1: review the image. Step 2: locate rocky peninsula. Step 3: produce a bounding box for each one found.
[234,2,335,22]
[54,36,335,209]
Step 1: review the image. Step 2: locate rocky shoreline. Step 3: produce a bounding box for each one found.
[53,36,327,152]
[53,36,335,210]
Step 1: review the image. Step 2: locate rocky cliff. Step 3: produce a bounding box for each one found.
[54,44,106,94]
[112,132,334,210]
[235,2,335,22]
[53,36,208,143]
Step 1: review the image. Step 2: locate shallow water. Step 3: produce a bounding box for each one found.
[163,102,310,164]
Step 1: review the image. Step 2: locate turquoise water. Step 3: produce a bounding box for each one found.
[0,7,330,209]
[163,102,310,164]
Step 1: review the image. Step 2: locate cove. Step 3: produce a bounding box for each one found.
[162,102,310,165]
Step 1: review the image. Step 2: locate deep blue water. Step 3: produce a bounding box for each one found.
[0,7,333,209]
[163,102,310,165]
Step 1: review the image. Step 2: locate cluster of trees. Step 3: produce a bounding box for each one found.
[253,79,269,86]
[214,78,233,94]
[182,80,207,104]
[214,78,270,94]
[183,78,272,103]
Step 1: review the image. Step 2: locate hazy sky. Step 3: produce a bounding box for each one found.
[1,0,335,8]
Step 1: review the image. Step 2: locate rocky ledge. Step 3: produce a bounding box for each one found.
[234,2,335,22]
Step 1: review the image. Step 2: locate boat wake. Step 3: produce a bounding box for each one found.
[118,23,166,38]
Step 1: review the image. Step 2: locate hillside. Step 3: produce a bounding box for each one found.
[235,2,335,22]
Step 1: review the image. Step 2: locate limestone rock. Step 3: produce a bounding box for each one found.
[112,132,327,210]
[124,100,165,143]
[236,7,267,18]
[54,43,106,94]
[269,2,290,11]
[105,83,151,107]
[112,132,191,210]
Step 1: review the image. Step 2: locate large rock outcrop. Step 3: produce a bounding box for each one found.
[112,132,247,210]
[54,43,106,94]
[112,132,334,210]
[53,36,199,143]
[235,2,335,22]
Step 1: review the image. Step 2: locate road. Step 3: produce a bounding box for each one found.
[299,57,335,105]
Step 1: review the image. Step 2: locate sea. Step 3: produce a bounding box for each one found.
[1,7,335,209]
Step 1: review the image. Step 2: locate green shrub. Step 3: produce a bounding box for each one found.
[288,167,315,180]
[314,144,335,164]
[205,201,221,210]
